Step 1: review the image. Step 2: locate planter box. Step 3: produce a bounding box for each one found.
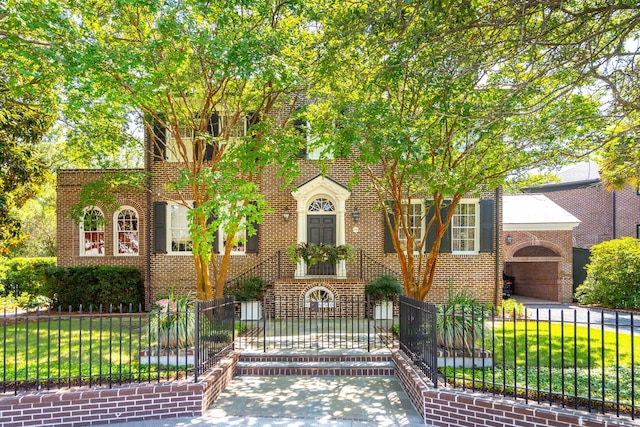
[437,348,493,368]
[240,300,263,320]
[374,301,394,320]
[139,347,195,366]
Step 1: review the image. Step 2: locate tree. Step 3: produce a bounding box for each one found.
[0,7,58,255]
[313,0,610,300]
[29,0,317,299]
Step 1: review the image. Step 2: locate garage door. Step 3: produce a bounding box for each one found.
[506,262,559,301]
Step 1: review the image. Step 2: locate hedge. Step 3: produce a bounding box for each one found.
[44,266,144,310]
[0,257,56,296]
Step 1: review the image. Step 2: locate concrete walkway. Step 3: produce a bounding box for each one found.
[109,375,426,427]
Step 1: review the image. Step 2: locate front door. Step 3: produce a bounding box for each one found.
[307,215,336,275]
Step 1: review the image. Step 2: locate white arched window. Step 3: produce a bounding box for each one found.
[114,207,139,256]
[304,286,336,309]
[80,207,105,256]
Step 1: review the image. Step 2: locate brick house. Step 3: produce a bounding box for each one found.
[57,109,503,308]
[522,161,640,288]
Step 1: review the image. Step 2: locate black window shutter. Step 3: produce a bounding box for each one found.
[204,113,220,161]
[246,201,259,254]
[425,202,451,253]
[152,121,166,162]
[294,118,307,158]
[205,210,219,254]
[383,201,396,253]
[439,202,452,253]
[153,202,167,253]
[479,199,494,253]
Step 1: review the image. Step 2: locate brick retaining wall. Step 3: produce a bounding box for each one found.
[391,350,637,427]
[0,351,240,427]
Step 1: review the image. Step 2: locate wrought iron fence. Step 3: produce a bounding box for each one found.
[0,298,236,394]
[234,295,397,352]
[398,296,438,386]
[402,299,639,420]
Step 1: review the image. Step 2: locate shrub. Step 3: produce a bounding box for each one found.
[497,299,527,318]
[149,292,195,349]
[437,285,486,351]
[44,266,144,310]
[224,276,266,301]
[365,274,403,299]
[575,237,640,310]
[0,257,56,296]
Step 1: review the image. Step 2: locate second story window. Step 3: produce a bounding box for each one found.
[80,207,105,256]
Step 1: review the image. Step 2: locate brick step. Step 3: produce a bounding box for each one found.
[236,353,395,376]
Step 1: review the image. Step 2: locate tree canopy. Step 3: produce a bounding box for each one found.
[309,0,636,299]
[20,0,320,299]
[0,7,58,255]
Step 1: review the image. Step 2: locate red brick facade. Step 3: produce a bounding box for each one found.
[57,122,503,306]
[524,182,640,249]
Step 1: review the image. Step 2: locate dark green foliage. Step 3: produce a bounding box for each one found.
[364,274,403,299]
[223,276,266,301]
[0,257,56,296]
[44,266,143,310]
[576,237,640,309]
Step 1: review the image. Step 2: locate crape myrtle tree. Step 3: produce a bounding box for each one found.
[29,0,318,300]
[311,0,614,300]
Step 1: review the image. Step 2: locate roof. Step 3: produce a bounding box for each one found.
[523,161,601,192]
[503,194,581,231]
[556,161,601,183]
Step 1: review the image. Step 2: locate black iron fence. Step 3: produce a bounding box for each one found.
[0,298,236,394]
[399,298,639,420]
[398,296,438,385]
[234,295,397,352]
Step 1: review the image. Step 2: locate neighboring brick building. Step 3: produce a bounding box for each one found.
[520,161,640,290]
[57,109,503,307]
[523,161,640,249]
[503,194,580,303]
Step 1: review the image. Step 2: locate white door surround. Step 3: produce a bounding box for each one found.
[291,176,351,277]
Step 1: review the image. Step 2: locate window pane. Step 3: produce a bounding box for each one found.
[171,205,192,252]
[82,209,104,256]
[117,208,139,255]
[452,202,477,252]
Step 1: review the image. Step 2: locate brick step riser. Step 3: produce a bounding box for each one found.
[238,356,393,363]
[236,366,395,376]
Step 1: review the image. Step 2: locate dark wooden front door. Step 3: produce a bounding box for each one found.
[307,215,336,275]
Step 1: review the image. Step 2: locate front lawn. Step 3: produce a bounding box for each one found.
[441,320,640,415]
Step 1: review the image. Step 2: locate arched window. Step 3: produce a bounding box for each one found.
[304,286,336,309]
[115,207,139,255]
[80,207,105,256]
[308,198,335,213]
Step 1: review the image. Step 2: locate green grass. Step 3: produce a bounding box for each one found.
[441,320,640,414]
[488,320,640,368]
[0,316,178,386]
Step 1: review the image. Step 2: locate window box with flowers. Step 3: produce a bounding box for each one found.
[287,243,354,277]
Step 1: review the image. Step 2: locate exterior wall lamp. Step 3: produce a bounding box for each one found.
[505,234,513,245]
[283,207,290,222]
[352,206,360,222]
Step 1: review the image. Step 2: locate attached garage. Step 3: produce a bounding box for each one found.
[503,195,580,303]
